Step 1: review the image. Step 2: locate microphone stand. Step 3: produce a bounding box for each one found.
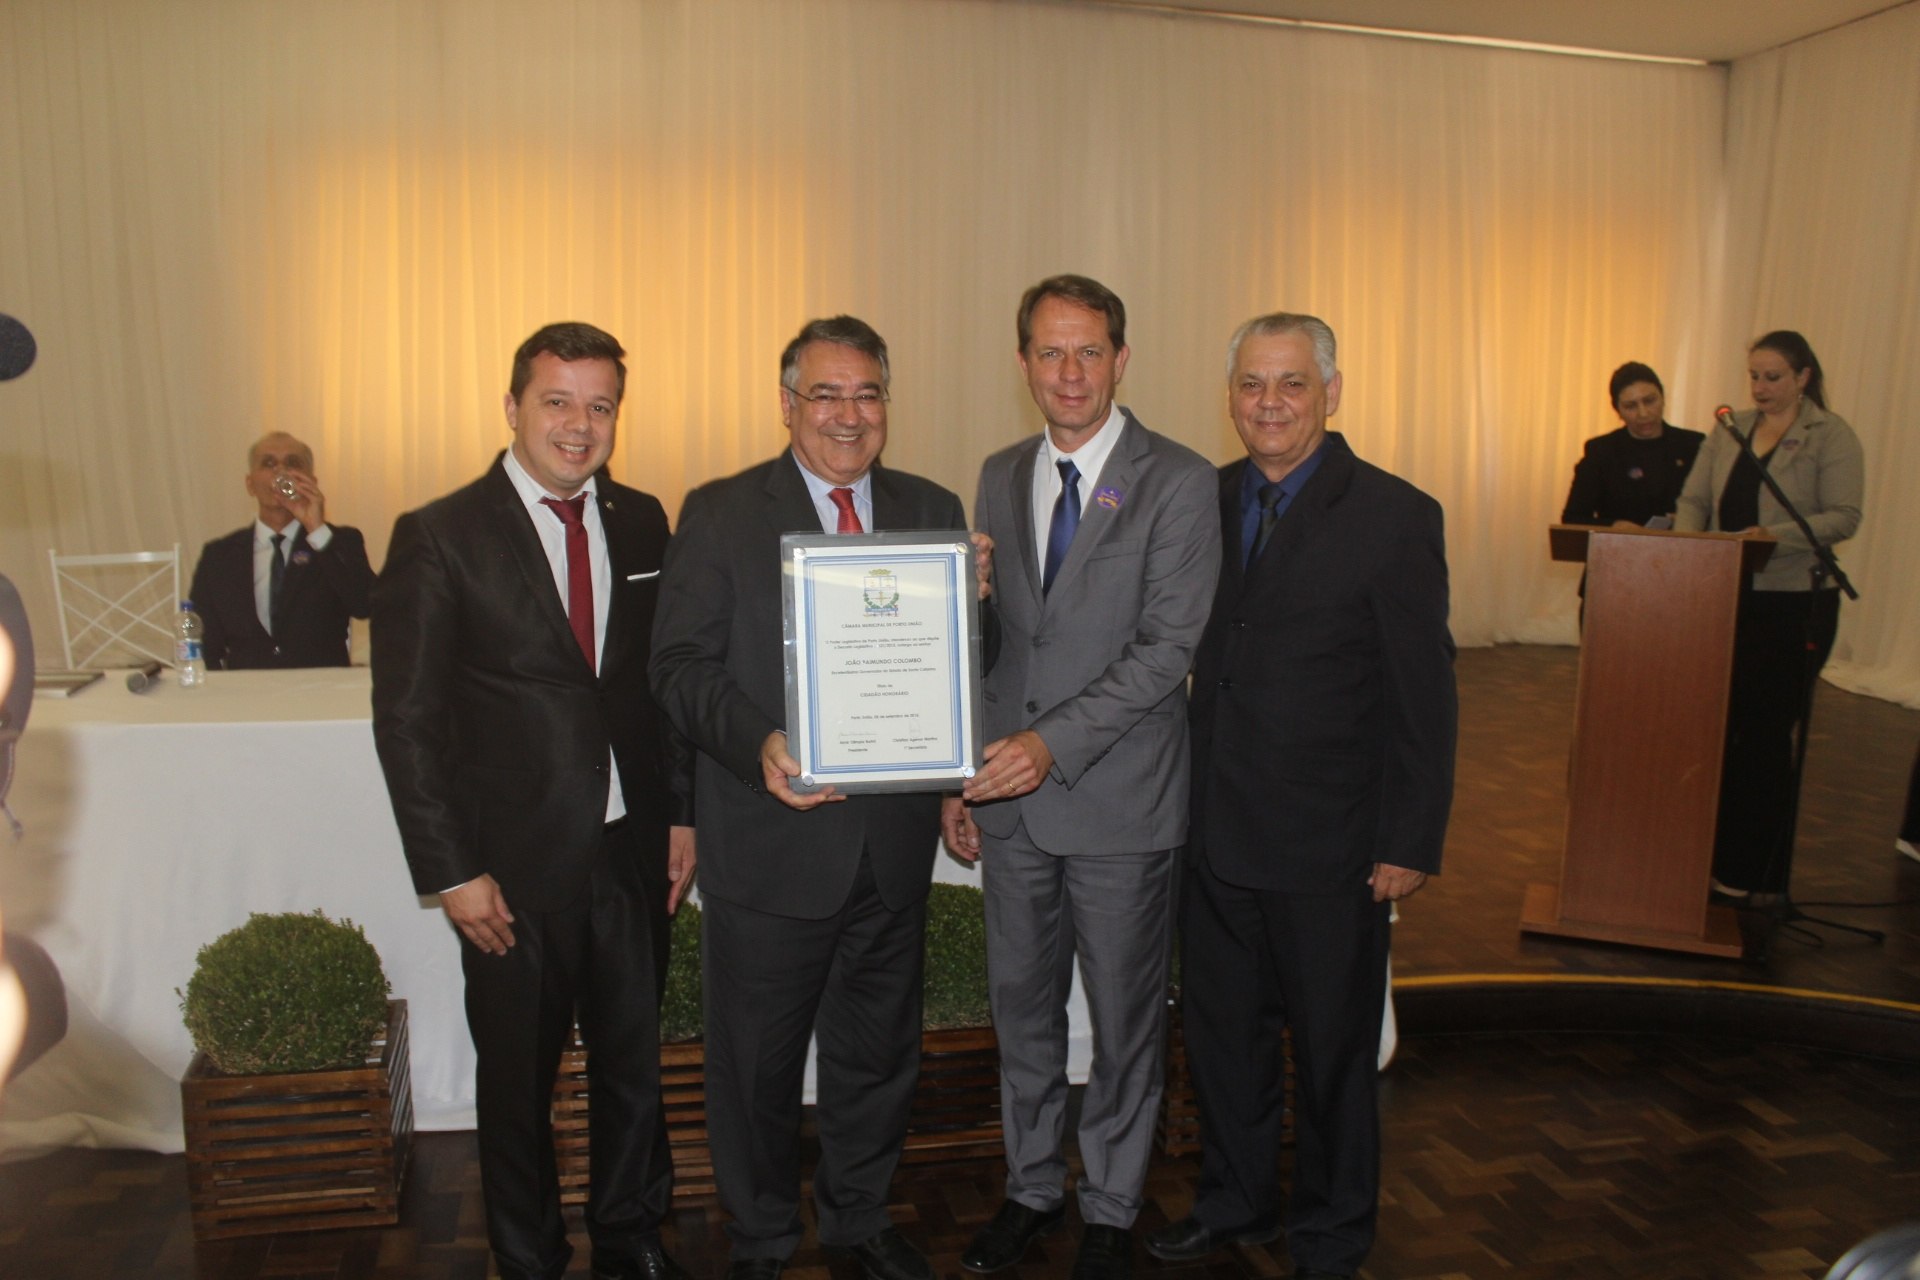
[1713,411,1879,957]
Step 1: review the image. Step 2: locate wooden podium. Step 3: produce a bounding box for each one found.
[1519,526,1774,957]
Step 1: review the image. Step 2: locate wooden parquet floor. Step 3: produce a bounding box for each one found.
[4,646,1918,1279]
[1398,646,1920,998]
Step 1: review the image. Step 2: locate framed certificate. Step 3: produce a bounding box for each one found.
[781,531,983,794]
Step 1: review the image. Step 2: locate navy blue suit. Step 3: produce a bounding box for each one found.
[1183,432,1456,1276]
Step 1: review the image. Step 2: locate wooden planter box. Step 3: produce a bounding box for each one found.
[181,999,414,1240]
[554,1024,1003,1205]
[556,1036,721,1205]
[555,1033,714,1206]
[901,1025,1003,1165]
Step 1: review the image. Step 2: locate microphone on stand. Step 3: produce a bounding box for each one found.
[1713,404,1741,436]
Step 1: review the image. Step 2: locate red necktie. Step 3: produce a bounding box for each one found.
[539,494,595,671]
[829,487,863,534]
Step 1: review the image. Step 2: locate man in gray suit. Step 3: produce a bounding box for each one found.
[943,275,1221,1280]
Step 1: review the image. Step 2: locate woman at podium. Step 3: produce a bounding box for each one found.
[1673,331,1866,898]
[1561,362,1704,528]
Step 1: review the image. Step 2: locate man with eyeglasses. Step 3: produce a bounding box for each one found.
[652,315,989,1280]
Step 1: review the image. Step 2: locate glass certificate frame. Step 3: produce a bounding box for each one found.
[781,531,983,794]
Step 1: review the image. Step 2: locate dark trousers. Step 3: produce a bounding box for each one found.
[461,819,672,1280]
[702,855,926,1260]
[1713,588,1841,892]
[1180,853,1391,1278]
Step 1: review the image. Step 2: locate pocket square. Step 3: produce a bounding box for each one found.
[626,570,661,581]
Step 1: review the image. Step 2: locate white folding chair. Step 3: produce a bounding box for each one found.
[47,545,182,669]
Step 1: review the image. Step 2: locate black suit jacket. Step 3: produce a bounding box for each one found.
[1189,433,1457,893]
[188,523,375,668]
[371,454,692,913]
[1560,424,1704,527]
[650,453,967,920]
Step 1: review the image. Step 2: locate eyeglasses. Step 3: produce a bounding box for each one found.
[783,386,889,411]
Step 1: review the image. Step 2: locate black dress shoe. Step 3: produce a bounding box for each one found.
[960,1200,1067,1273]
[725,1260,785,1280]
[845,1227,934,1280]
[1070,1225,1131,1280]
[594,1242,694,1280]
[1143,1215,1283,1261]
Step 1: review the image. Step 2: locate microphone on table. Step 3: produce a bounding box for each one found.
[125,662,163,694]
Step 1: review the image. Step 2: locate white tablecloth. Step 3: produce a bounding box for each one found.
[0,668,470,1155]
[0,667,1073,1157]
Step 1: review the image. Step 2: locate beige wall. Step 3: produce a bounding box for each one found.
[0,0,1911,699]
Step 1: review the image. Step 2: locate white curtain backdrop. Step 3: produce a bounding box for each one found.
[1719,1,1920,706]
[0,0,1910,699]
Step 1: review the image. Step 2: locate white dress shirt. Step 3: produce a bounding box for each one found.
[252,519,333,634]
[501,447,624,824]
[793,453,876,533]
[1030,403,1126,572]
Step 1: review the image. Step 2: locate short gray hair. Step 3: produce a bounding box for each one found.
[1225,312,1337,384]
[780,315,891,391]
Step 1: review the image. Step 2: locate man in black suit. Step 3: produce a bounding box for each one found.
[1145,313,1456,1280]
[188,432,375,668]
[651,316,982,1280]
[372,323,696,1280]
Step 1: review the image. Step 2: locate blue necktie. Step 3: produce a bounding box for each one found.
[1043,459,1081,596]
[1248,482,1285,567]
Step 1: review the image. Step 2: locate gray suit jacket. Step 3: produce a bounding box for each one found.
[1673,399,1864,593]
[969,409,1221,854]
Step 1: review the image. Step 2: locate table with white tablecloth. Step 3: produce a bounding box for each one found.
[0,668,472,1154]
[0,667,1080,1158]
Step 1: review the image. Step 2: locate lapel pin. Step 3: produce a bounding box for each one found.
[1093,486,1123,510]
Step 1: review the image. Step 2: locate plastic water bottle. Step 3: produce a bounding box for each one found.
[175,599,206,689]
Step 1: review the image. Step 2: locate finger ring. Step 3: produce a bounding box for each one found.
[1004,782,1013,795]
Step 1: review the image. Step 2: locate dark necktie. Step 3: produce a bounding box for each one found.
[539,494,595,671]
[268,532,287,632]
[1249,481,1286,567]
[1043,459,1081,596]
[829,487,863,534]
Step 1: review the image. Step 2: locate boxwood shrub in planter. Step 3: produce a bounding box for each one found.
[176,910,411,1239]
[181,910,390,1074]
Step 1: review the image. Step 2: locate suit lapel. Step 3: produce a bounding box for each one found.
[482,459,588,672]
[274,527,312,623]
[869,463,910,532]
[597,483,640,679]
[1041,412,1143,610]
[1217,460,1250,600]
[766,451,826,537]
[1008,443,1043,609]
[1241,434,1355,594]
